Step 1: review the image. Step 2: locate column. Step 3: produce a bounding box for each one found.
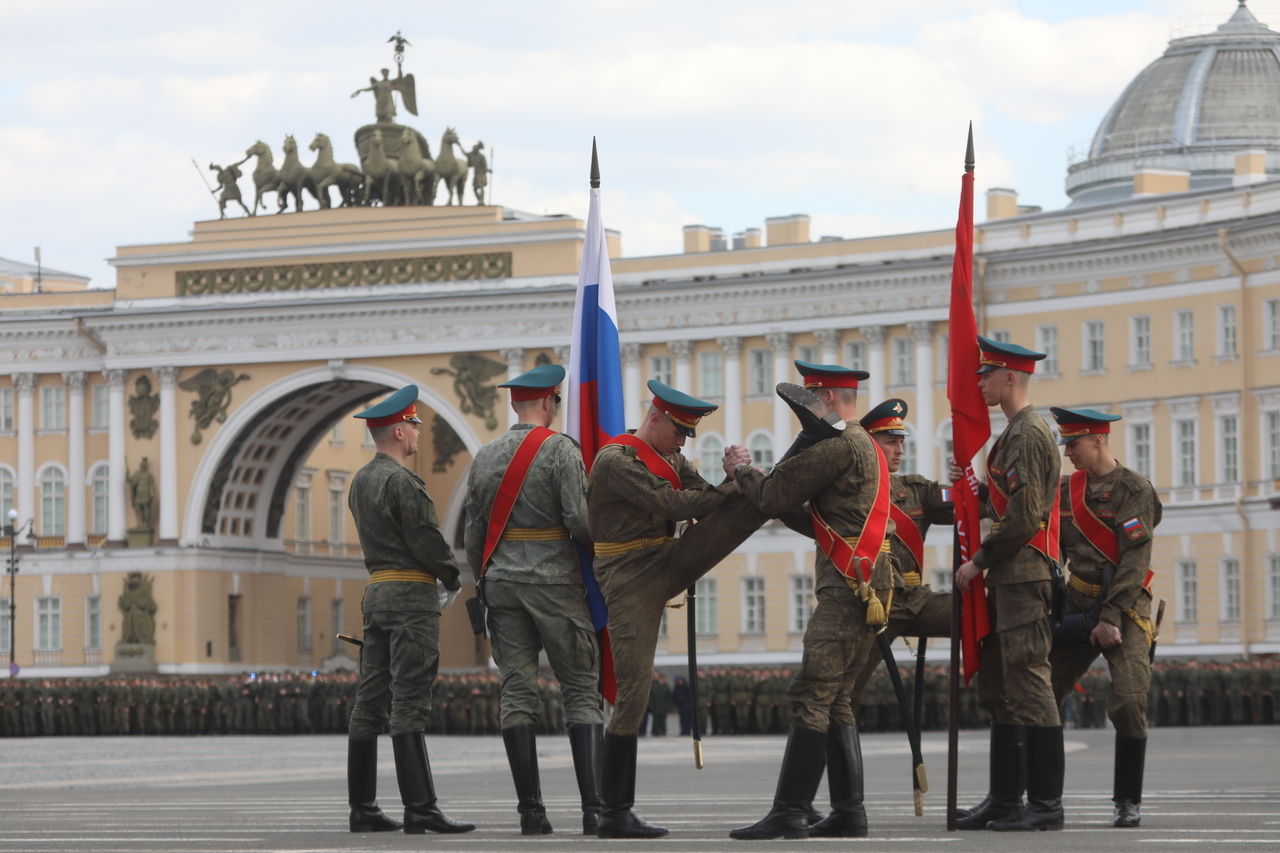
[157,366,179,543]
[500,348,524,427]
[64,372,86,547]
[671,340,693,391]
[622,343,643,429]
[717,336,743,445]
[14,373,35,543]
[909,321,936,479]
[554,346,571,434]
[106,369,127,544]
[817,329,840,366]
[767,332,792,455]
[862,325,886,409]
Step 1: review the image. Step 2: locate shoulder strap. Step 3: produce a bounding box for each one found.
[988,460,1060,562]
[480,427,556,573]
[1068,469,1120,565]
[889,502,925,571]
[809,438,892,584]
[604,433,682,490]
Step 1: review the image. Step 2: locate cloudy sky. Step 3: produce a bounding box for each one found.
[0,0,1268,287]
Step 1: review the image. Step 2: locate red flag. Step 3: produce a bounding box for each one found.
[946,129,992,685]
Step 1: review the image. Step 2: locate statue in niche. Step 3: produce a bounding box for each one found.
[431,414,465,473]
[178,368,251,444]
[118,572,157,645]
[129,375,160,439]
[430,354,507,430]
[127,457,157,531]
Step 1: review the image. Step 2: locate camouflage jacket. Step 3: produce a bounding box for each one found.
[1059,463,1161,627]
[737,427,896,593]
[348,452,461,606]
[889,473,954,583]
[463,424,590,585]
[973,405,1060,585]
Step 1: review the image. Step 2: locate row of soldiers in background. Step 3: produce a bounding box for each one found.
[4,657,1275,738]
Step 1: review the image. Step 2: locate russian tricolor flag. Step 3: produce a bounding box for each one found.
[566,139,622,703]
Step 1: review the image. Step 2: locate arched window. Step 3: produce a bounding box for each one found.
[698,434,724,483]
[749,433,774,472]
[0,467,13,524]
[91,465,110,536]
[40,467,66,536]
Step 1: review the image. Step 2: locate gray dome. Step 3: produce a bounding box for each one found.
[1066,2,1280,206]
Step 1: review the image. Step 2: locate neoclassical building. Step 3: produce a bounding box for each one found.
[3,4,1280,676]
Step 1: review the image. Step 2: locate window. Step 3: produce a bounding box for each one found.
[295,486,311,541]
[742,577,765,634]
[1222,558,1241,623]
[790,574,814,633]
[1130,315,1151,367]
[0,387,12,432]
[39,385,65,430]
[91,465,109,535]
[0,468,13,523]
[297,597,312,654]
[1219,415,1239,483]
[649,355,672,387]
[1268,410,1280,479]
[937,334,949,382]
[1176,419,1197,487]
[900,436,917,475]
[1269,554,1280,620]
[989,330,1011,343]
[892,338,914,385]
[36,597,61,650]
[796,345,818,364]
[1130,423,1153,481]
[932,569,952,591]
[1083,321,1105,372]
[0,599,9,654]
[747,349,771,395]
[86,595,101,650]
[1218,305,1238,358]
[1265,299,1280,351]
[694,578,717,634]
[329,486,344,544]
[699,351,723,397]
[748,433,774,471]
[845,342,865,371]
[40,468,66,536]
[1174,310,1195,362]
[1177,560,1198,623]
[329,421,343,446]
[1036,325,1058,375]
[361,428,375,450]
[698,434,724,483]
[330,599,345,656]
[90,384,109,430]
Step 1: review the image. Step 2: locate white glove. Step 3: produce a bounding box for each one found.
[438,584,460,610]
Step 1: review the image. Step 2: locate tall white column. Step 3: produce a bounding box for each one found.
[671,340,693,392]
[767,332,792,455]
[909,321,936,479]
[500,348,524,427]
[863,325,886,411]
[64,372,86,547]
[817,329,840,366]
[717,336,743,445]
[14,373,35,543]
[622,343,642,429]
[157,366,179,543]
[106,369,127,544]
[554,346,571,434]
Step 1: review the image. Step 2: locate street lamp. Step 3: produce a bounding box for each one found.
[6,507,33,678]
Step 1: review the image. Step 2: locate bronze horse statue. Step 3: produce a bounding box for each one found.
[309,133,364,208]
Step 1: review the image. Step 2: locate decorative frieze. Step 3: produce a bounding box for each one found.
[176,252,513,296]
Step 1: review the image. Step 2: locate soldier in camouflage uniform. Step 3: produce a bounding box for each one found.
[588,380,772,838]
[464,364,603,835]
[954,337,1063,831]
[345,385,473,836]
[732,362,891,840]
[1047,407,1161,828]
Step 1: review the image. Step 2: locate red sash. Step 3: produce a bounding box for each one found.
[889,502,925,572]
[810,439,891,585]
[1067,470,1155,590]
[989,469,1060,562]
[604,433,682,490]
[480,427,556,572]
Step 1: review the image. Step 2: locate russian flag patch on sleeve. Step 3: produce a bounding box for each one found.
[1122,517,1147,541]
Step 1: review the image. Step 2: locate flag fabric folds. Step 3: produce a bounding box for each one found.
[566,174,623,703]
[946,160,993,685]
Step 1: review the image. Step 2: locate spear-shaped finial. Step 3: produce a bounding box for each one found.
[590,136,600,189]
[965,121,975,174]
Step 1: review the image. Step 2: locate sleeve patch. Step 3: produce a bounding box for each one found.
[939,487,952,503]
[1121,517,1148,541]
[1005,465,1020,491]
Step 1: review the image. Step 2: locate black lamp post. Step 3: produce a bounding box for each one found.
[6,508,32,678]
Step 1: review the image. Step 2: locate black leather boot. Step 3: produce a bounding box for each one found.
[989,725,1063,831]
[955,723,1025,829]
[1113,734,1146,828]
[775,383,847,464]
[809,724,867,837]
[391,732,475,834]
[569,723,604,835]
[730,726,828,840]
[347,736,402,832]
[503,726,552,834]
[596,733,668,838]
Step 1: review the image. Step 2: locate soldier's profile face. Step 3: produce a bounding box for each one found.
[1063,435,1101,470]
[874,434,904,472]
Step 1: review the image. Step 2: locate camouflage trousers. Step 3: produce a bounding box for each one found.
[1050,589,1153,738]
[348,601,440,738]
[977,580,1060,727]
[790,584,877,732]
[485,578,604,730]
[603,496,769,735]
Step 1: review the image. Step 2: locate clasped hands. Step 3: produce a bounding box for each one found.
[722,444,752,480]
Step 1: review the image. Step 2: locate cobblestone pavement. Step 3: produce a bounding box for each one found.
[0,727,1276,852]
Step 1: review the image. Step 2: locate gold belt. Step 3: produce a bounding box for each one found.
[368,569,436,585]
[501,526,570,541]
[594,536,672,557]
[841,536,893,554]
[901,571,922,588]
[1068,574,1102,598]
